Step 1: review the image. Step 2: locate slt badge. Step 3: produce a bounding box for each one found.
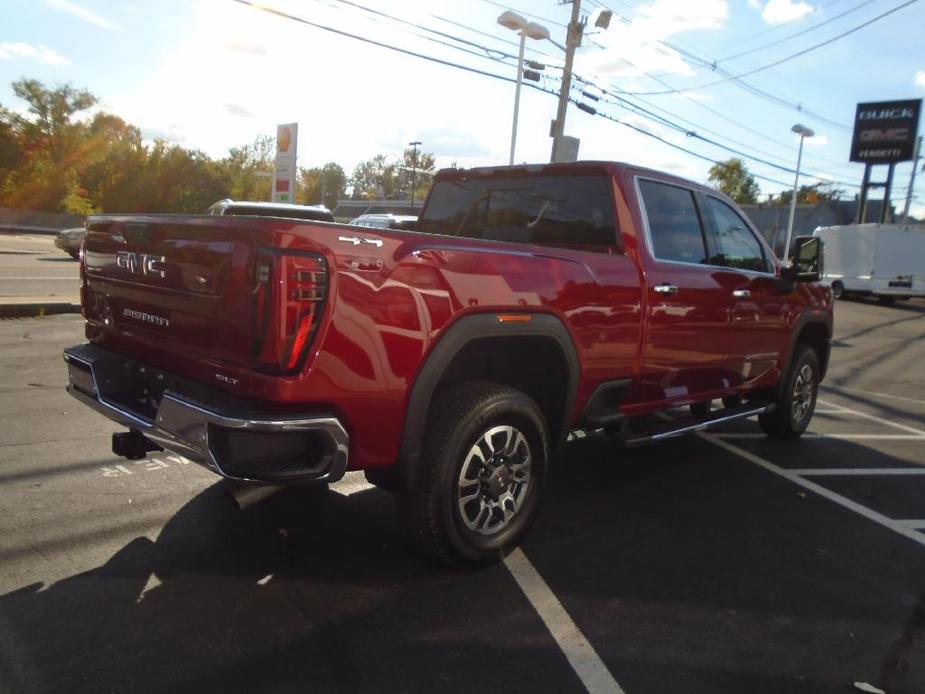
[337,235,383,248]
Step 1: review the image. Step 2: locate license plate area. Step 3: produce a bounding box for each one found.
[93,359,172,423]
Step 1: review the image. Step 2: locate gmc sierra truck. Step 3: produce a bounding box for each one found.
[64,161,832,566]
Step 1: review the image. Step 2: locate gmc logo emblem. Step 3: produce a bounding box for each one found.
[859,128,910,143]
[116,251,167,278]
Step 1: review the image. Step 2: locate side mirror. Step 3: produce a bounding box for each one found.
[783,236,823,283]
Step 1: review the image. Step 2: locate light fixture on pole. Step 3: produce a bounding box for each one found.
[784,123,814,261]
[497,11,550,165]
[409,141,422,208]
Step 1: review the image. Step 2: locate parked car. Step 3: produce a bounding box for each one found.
[206,199,335,222]
[64,161,831,566]
[349,213,418,231]
[54,227,86,259]
[813,223,925,303]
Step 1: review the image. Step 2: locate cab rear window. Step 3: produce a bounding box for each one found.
[418,174,618,251]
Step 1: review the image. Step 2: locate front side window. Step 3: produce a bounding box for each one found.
[638,179,708,264]
[418,174,617,251]
[705,197,769,272]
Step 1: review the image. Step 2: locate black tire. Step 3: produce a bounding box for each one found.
[831,281,844,299]
[67,250,79,259]
[400,382,549,567]
[690,400,711,418]
[878,295,896,306]
[758,345,820,439]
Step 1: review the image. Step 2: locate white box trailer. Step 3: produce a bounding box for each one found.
[813,223,925,302]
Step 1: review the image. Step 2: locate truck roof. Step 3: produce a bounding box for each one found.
[432,160,718,195]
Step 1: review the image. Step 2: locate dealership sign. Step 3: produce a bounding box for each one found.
[272,123,298,203]
[850,99,921,164]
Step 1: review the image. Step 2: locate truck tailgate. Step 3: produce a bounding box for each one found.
[82,215,257,389]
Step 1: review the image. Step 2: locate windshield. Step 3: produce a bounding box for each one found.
[419,174,617,250]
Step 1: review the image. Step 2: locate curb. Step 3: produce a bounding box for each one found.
[0,301,81,318]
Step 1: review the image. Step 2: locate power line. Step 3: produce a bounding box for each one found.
[624,0,919,96]
[718,0,878,62]
[231,0,852,193]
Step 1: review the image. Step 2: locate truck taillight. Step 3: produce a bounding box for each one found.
[253,251,328,374]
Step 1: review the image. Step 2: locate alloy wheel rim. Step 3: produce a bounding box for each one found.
[456,424,532,536]
[791,363,815,424]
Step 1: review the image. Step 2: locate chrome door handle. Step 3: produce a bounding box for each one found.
[732,289,751,298]
[653,284,678,296]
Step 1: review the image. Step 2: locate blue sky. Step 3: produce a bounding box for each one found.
[1,0,923,213]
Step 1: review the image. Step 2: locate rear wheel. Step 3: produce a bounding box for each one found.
[831,281,844,299]
[401,382,548,567]
[759,345,819,439]
[878,295,896,306]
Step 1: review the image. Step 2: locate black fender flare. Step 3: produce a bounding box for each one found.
[780,310,833,395]
[396,313,580,491]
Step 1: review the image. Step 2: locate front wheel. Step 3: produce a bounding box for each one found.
[758,345,820,439]
[400,382,548,567]
[831,281,844,299]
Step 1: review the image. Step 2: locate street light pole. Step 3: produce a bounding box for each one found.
[509,32,526,165]
[409,140,421,208]
[497,12,550,166]
[550,0,582,163]
[784,123,814,261]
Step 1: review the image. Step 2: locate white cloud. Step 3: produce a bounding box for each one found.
[761,0,814,25]
[748,0,762,8]
[44,0,121,30]
[0,41,69,65]
[916,70,925,89]
[578,0,729,80]
[224,103,253,118]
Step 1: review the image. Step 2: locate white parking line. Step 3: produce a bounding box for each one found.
[791,468,925,476]
[823,384,925,407]
[714,433,925,440]
[504,548,625,694]
[698,432,925,550]
[896,520,925,529]
[818,399,925,437]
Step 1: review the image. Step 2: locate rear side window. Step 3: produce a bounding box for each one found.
[418,174,617,251]
[704,197,770,273]
[638,179,707,264]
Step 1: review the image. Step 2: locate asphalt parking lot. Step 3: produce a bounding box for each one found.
[1,298,924,694]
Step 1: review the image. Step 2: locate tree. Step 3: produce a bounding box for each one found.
[398,146,436,201]
[773,181,845,206]
[0,79,98,211]
[215,135,275,202]
[707,158,760,204]
[299,162,346,210]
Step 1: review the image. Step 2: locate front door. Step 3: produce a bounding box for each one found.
[632,178,732,406]
[700,194,787,388]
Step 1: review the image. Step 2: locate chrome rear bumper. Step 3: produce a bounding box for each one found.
[64,344,348,484]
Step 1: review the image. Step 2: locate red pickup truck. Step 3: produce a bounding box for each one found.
[64,161,832,565]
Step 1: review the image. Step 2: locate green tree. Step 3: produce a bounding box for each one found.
[215,135,275,202]
[0,79,98,211]
[773,181,845,206]
[299,162,346,210]
[707,158,760,204]
[398,146,436,202]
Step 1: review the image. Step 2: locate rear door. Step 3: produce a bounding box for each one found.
[699,194,787,387]
[633,177,732,405]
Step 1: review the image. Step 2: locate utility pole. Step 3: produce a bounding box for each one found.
[550,0,582,163]
[902,135,922,222]
[319,164,326,208]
